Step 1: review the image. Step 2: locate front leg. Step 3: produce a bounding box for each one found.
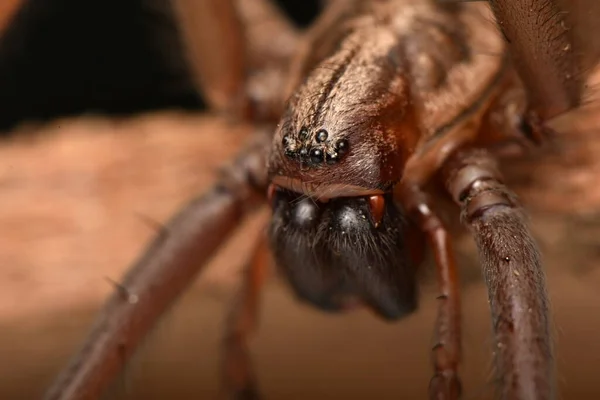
[170,0,300,121]
[43,136,271,400]
[0,0,22,34]
[487,0,581,121]
[443,149,554,399]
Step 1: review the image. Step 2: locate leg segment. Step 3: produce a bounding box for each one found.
[43,136,271,400]
[443,149,554,400]
[170,0,247,115]
[399,186,462,400]
[170,0,300,121]
[487,0,581,121]
[0,0,22,35]
[222,233,270,399]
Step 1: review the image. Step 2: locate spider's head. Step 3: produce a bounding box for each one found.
[267,84,419,200]
[264,76,421,316]
[267,119,393,199]
[265,108,414,252]
[266,122,420,318]
[266,37,420,198]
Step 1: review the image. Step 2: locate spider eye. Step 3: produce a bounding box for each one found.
[299,127,309,139]
[277,124,349,167]
[316,129,329,143]
[309,148,324,164]
[335,138,349,156]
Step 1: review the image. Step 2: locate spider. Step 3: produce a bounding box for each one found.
[41,0,597,399]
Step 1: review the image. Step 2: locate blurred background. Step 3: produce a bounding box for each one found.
[0,0,321,131]
[1,1,600,399]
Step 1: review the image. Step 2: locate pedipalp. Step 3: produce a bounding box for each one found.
[397,185,462,399]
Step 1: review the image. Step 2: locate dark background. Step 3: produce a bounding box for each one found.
[0,0,320,131]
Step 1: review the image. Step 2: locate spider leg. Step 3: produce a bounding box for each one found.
[443,149,554,400]
[399,187,462,400]
[487,0,581,120]
[171,0,300,120]
[45,1,302,398]
[0,0,22,34]
[170,0,246,115]
[222,232,270,400]
[43,136,271,400]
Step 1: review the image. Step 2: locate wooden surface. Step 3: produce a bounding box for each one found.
[1,110,600,399]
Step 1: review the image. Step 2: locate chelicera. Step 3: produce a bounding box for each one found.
[45,0,590,399]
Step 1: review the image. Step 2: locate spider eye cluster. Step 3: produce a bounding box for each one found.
[282,127,349,166]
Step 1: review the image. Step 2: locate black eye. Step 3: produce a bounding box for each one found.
[325,152,338,164]
[299,127,309,139]
[310,148,324,163]
[316,129,328,143]
[335,139,349,156]
[282,134,291,146]
[284,148,295,158]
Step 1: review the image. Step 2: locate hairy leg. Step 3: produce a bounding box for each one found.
[171,0,299,121]
[0,0,21,34]
[443,148,554,400]
[487,0,581,120]
[44,136,270,400]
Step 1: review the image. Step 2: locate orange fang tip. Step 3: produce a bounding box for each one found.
[368,195,385,228]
